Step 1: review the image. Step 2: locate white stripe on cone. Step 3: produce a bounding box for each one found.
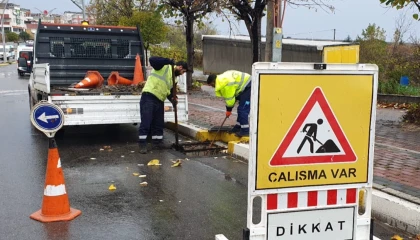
[44,184,66,196]
[85,77,91,82]
[57,158,61,168]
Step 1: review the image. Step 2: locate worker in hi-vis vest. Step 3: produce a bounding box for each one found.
[138,56,188,154]
[207,70,252,137]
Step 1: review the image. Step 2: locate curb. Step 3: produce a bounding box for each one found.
[166,121,420,236]
[164,121,248,145]
[372,184,420,234]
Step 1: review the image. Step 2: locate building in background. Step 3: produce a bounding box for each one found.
[1,2,97,39]
[0,3,29,33]
[62,11,95,25]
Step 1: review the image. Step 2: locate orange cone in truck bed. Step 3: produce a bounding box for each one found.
[132,54,144,85]
[75,71,104,88]
[107,71,133,86]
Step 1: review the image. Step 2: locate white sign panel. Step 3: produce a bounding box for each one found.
[267,207,355,240]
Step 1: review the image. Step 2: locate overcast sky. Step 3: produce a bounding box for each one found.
[12,0,420,42]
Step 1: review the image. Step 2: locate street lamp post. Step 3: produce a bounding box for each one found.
[1,0,9,63]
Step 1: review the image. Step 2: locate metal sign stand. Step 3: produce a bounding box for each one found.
[246,63,378,240]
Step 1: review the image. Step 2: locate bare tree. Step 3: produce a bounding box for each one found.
[393,9,413,47]
[225,0,335,63]
[160,0,220,89]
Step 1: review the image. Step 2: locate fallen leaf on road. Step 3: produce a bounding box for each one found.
[99,148,104,151]
[131,151,135,153]
[391,235,403,240]
[108,149,113,152]
[415,234,420,240]
[109,184,116,191]
[147,159,161,166]
[159,200,164,202]
[138,164,144,167]
[140,182,148,186]
[103,146,111,149]
[90,158,96,160]
[139,175,146,178]
[171,160,182,167]
[121,155,125,158]
[132,172,140,176]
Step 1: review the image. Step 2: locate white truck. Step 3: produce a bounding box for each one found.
[28,22,188,129]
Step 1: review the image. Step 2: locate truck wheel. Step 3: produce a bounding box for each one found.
[19,72,24,76]
[28,87,36,110]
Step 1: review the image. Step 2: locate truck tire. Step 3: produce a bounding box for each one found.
[28,86,35,110]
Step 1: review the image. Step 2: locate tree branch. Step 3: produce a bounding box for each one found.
[412,0,420,12]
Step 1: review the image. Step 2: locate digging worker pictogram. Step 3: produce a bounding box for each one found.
[207,70,252,137]
[297,118,324,154]
[138,57,187,154]
[297,118,341,154]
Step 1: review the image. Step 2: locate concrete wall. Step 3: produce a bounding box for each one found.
[203,37,322,75]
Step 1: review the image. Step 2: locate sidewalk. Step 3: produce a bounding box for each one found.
[183,88,420,235]
[188,89,420,194]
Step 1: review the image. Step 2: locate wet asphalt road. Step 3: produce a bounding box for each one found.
[0,64,412,240]
[0,64,248,240]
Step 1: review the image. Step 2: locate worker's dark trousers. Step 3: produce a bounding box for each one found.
[138,92,164,145]
[235,85,251,135]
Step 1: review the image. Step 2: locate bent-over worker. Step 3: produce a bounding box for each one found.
[207,70,251,137]
[138,56,188,154]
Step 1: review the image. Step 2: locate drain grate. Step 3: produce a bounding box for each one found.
[172,141,227,157]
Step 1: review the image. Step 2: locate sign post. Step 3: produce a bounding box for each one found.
[247,63,378,240]
[30,101,81,222]
[30,101,64,137]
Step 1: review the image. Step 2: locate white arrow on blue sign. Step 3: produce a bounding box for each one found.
[30,102,64,136]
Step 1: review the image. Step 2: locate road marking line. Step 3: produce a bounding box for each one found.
[0,90,27,97]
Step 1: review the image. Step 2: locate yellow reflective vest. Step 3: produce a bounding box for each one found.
[142,65,177,102]
[215,70,251,108]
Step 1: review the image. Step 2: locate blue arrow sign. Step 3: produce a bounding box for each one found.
[31,103,64,133]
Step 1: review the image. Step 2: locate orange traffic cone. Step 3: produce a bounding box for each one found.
[107,71,133,86]
[132,54,144,85]
[75,71,104,88]
[30,138,81,222]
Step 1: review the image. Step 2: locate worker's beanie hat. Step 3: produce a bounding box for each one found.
[207,74,217,85]
[176,61,188,71]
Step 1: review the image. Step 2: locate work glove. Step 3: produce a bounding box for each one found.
[226,111,232,118]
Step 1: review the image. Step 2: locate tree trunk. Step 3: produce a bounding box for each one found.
[250,14,262,63]
[185,16,194,89]
[265,0,274,61]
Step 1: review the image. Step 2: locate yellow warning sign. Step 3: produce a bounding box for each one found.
[256,74,374,189]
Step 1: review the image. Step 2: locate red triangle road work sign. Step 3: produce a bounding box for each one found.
[270,87,357,166]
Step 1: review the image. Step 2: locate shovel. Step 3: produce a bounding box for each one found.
[209,116,229,148]
[171,64,179,148]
